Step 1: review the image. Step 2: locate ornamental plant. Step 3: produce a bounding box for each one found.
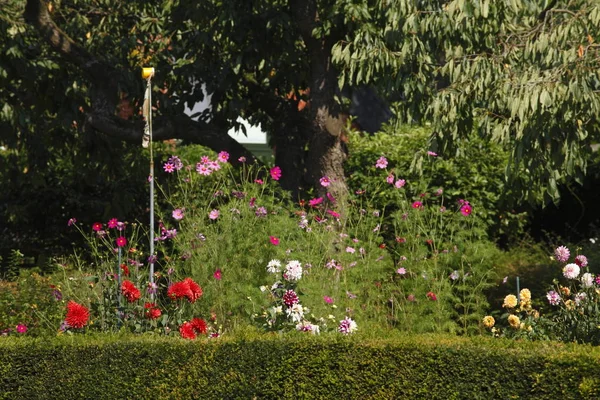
[484,245,600,345]
[58,218,216,339]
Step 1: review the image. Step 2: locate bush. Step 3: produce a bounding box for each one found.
[345,125,529,243]
[1,333,600,399]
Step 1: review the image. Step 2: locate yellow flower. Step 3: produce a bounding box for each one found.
[482,316,495,328]
[503,294,518,308]
[565,300,575,310]
[519,288,531,302]
[508,314,520,329]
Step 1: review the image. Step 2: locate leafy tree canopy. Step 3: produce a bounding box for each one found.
[333,0,600,204]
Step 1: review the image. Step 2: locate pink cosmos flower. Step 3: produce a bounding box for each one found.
[67,218,77,226]
[255,179,264,185]
[460,204,472,216]
[320,176,331,187]
[308,197,323,207]
[116,236,127,247]
[270,166,282,181]
[396,267,406,275]
[163,162,175,173]
[326,193,336,203]
[213,269,222,280]
[209,209,220,220]
[107,218,118,229]
[346,246,355,254]
[427,151,438,157]
[92,222,103,231]
[375,156,388,169]
[172,209,184,221]
[217,151,229,163]
[386,174,394,184]
[412,201,423,209]
[238,156,247,163]
[323,296,334,304]
[16,324,27,334]
[426,291,437,301]
[326,209,340,218]
[196,163,211,176]
[269,236,280,246]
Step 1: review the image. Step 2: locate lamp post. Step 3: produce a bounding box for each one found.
[142,67,155,298]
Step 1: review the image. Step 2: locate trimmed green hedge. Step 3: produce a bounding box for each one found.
[1,333,599,399]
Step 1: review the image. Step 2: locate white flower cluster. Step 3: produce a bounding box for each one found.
[283,260,303,281]
[266,259,282,274]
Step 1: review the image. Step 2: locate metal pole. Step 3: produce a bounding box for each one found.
[142,67,155,299]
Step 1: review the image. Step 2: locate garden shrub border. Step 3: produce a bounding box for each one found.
[1,333,599,399]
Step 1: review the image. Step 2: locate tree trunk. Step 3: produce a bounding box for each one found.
[290,0,349,203]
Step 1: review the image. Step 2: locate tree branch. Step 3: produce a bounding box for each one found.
[24,0,259,165]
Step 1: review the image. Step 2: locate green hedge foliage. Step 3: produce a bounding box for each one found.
[2,333,599,399]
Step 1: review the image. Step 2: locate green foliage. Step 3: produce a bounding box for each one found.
[346,125,529,241]
[334,0,600,204]
[0,271,64,336]
[2,334,600,399]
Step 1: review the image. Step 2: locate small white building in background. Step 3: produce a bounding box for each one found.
[184,89,272,160]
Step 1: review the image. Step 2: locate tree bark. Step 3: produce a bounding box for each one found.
[290,0,349,202]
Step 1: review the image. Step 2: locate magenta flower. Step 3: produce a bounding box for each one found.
[375,156,388,169]
[326,193,336,203]
[209,209,220,220]
[107,218,118,229]
[163,162,175,173]
[427,151,438,157]
[255,207,267,217]
[167,155,183,170]
[116,236,127,247]
[554,246,570,263]
[255,179,264,185]
[269,236,280,246]
[67,218,77,226]
[196,163,212,176]
[172,209,184,221]
[460,204,472,216]
[412,201,423,209]
[308,197,323,207]
[238,156,247,163]
[270,166,282,181]
[92,222,103,231]
[323,296,334,304]
[213,269,222,280]
[16,324,27,334]
[326,209,340,218]
[217,151,229,163]
[319,176,331,187]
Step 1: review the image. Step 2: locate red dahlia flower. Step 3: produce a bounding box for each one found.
[168,278,203,303]
[144,303,162,320]
[121,280,141,303]
[65,300,90,329]
[191,318,208,334]
[179,322,196,339]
